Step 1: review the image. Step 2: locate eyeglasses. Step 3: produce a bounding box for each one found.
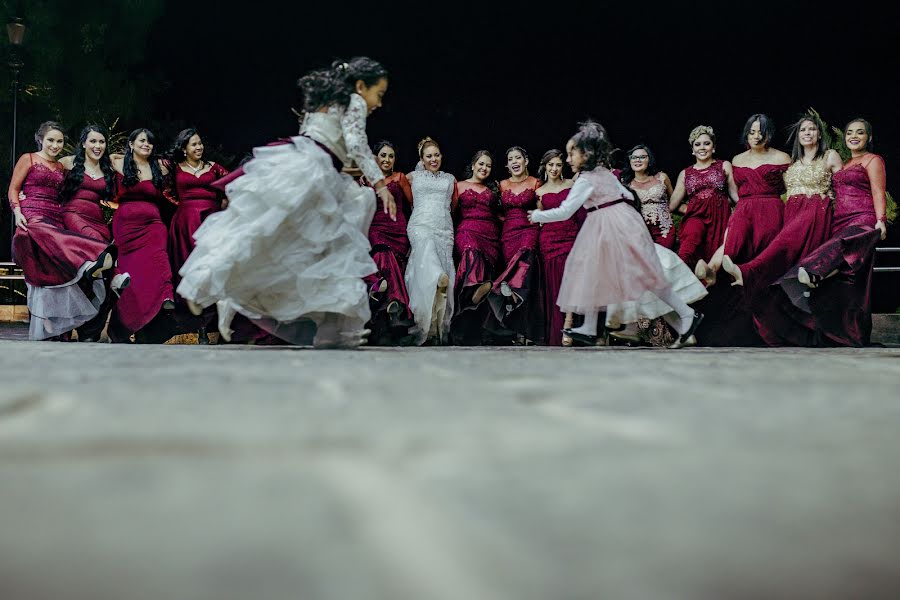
[629,155,649,161]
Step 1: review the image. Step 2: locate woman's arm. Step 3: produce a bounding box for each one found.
[668,170,687,213]
[723,161,740,205]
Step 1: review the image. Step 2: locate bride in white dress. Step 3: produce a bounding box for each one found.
[405,137,457,345]
[176,57,396,348]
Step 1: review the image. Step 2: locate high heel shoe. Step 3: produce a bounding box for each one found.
[197,326,209,345]
[162,299,176,311]
[797,267,821,289]
[668,311,704,349]
[89,251,114,279]
[471,281,492,305]
[110,272,131,297]
[562,328,598,346]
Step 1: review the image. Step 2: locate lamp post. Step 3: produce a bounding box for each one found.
[7,17,25,260]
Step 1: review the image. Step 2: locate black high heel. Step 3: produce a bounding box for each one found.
[668,312,704,349]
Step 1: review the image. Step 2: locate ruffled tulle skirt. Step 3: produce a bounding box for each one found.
[605,244,707,327]
[176,136,377,347]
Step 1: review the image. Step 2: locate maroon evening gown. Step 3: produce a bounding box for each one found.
[538,188,584,345]
[775,160,883,346]
[488,176,543,343]
[362,172,413,336]
[62,173,116,341]
[108,174,175,343]
[450,183,501,344]
[677,160,731,270]
[168,164,229,334]
[11,154,111,287]
[697,163,788,346]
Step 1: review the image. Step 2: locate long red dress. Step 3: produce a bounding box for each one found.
[108,174,175,342]
[8,154,112,340]
[450,182,500,344]
[62,173,115,341]
[538,187,584,345]
[9,154,111,287]
[725,163,788,261]
[677,160,731,269]
[488,176,543,342]
[776,157,885,346]
[360,171,414,344]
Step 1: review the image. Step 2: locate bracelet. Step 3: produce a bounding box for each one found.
[877,215,887,223]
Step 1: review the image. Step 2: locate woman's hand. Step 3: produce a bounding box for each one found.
[527,209,538,224]
[13,207,28,231]
[876,220,887,240]
[376,186,396,221]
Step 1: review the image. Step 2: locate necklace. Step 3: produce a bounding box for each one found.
[184,160,204,174]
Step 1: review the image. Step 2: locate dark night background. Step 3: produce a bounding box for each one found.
[3,0,899,309]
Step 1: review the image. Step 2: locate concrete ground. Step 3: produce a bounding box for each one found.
[1,331,899,600]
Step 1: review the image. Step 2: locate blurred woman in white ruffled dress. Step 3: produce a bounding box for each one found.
[176,57,396,348]
[405,137,457,345]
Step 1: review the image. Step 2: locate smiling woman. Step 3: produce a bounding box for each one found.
[7,121,117,340]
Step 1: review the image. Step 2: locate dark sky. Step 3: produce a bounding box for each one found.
[148,0,900,187]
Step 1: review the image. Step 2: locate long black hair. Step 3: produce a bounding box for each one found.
[462,149,500,197]
[59,124,115,203]
[618,144,659,185]
[569,120,613,171]
[166,127,203,199]
[787,115,827,163]
[297,56,388,114]
[123,128,165,190]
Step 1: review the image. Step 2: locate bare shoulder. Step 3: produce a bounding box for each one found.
[59,155,75,169]
[731,149,750,167]
[771,149,792,165]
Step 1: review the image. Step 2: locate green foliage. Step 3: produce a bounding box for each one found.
[806,108,896,224]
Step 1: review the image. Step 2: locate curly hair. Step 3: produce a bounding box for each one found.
[297,56,388,113]
[59,125,115,203]
[166,127,204,201]
[688,125,716,147]
[569,120,613,171]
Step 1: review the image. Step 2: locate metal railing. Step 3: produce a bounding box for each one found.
[874,248,900,273]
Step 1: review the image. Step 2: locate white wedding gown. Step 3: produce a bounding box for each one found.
[405,168,456,344]
[176,93,382,347]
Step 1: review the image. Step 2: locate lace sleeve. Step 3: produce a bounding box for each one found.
[7,154,31,209]
[530,177,592,223]
[341,94,383,186]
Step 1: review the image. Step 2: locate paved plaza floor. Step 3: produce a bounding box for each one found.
[1,332,899,600]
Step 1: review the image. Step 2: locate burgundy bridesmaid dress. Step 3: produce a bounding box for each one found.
[450,183,501,344]
[168,164,229,334]
[62,173,115,341]
[725,163,788,260]
[488,176,543,342]
[538,188,583,345]
[776,159,884,346]
[677,160,731,270]
[11,154,111,287]
[362,171,414,341]
[108,174,175,342]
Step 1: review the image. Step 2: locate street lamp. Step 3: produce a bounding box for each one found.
[7,17,25,260]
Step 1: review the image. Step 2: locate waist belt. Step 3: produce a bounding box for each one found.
[586,198,630,213]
